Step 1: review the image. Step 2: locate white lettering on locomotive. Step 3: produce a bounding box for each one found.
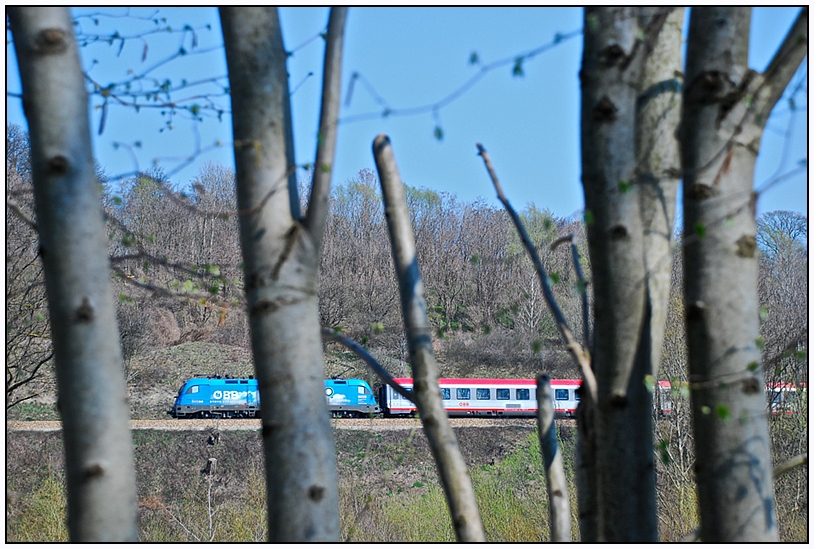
[211,390,245,400]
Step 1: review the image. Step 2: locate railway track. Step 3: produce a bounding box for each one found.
[8,417,545,432]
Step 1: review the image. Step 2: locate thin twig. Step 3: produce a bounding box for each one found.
[772,453,808,479]
[341,28,582,125]
[6,198,37,231]
[551,233,591,349]
[110,265,237,317]
[477,142,596,403]
[321,327,415,403]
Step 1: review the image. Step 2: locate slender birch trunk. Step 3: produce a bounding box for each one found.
[8,7,137,541]
[636,7,684,380]
[220,7,347,541]
[680,7,807,542]
[374,134,486,542]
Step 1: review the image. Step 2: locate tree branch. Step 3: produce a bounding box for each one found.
[536,374,572,542]
[682,452,809,542]
[755,7,808,124]
[551,233,591,348]
[304,7,347,246]
[321,327,415,403]
[9,6,137,540]
[772,452,808,479]
[477,142,596,403]
[6,351,53,397]
[6,198,38,231]
[374,133,485,542]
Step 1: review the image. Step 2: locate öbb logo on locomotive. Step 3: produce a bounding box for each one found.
[211,390,247,401]
[169,375,804,419]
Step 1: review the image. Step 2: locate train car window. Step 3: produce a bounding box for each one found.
[185,385,199,395]
[358,386,365,394]
[441,388,451,400]
[476,388,491,400]
[516,389,530,400]
[240,380,248,384]
[496,389,510,400]
[226,380,238,384]
[555,389,569,400]
[457,388,471,400]
[575,390,580,401]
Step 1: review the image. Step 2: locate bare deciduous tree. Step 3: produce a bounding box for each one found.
[6,125,54,408]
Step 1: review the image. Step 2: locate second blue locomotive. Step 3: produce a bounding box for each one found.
[169,375,380,419]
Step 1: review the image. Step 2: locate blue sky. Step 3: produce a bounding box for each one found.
[6,7,808,220]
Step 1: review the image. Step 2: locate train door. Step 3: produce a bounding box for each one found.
[384,381,415,416]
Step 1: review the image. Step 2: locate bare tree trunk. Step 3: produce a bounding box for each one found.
[536,375,572,542]
[580,7,656,541]
[680,7,807,542]
[636,7,684,379]
[220,7,347,541]
[374,134,486,542]
[8,7,137,541]
[574,401,597,541]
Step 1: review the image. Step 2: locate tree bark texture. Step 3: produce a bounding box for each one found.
[636,7,684,379]
[680,7,806,542]
[536,375,572,542]
[8,7,138,541]
[220,7,340,541]
[580,7,657,542]
[374,134,486,542]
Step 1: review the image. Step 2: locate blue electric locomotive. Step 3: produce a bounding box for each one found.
[324,378,381,417]
[170,376,260,419]
[169,375,380,418]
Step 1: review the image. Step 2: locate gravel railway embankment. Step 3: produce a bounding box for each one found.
[8,417,547,432]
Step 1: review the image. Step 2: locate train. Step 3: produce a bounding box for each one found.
[168,375,805,419]
[169,375,379,419]
[381,378,582,418]
[766,382,807,415]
